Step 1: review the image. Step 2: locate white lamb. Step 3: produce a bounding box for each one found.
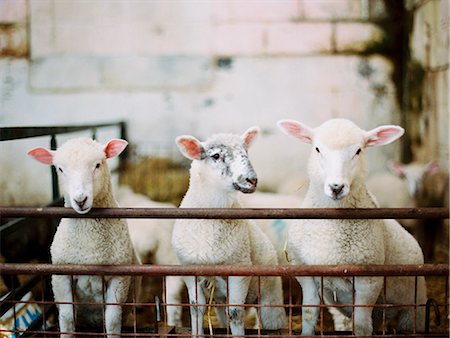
[28,137,140,338]
[366,170,417,230]
[278,118,427,336]
[368,160,449,259]
[172,127,286,337]
[239,191,303,263]
[115,185,185,327]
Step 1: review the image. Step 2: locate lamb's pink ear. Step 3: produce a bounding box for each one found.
[277,119,313,144]
[176,136,205,160]
[27,147,54,165]
[365,125,404,147]
[241,126,259,150]
[387,160,405,178]
[425,160,440,176]
[104,139,128,158]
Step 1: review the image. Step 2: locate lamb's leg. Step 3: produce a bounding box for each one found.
[228,276,251,337]
[184,276,207,338]
[259,276,286,329]
[165,276,184,327]
[52,275,75,338]
[328,306,352,331]
[397,276,427,333]
[353,276,383,336]
[296,276,320,336]
[105,276,130,338]
[214,306,228,327]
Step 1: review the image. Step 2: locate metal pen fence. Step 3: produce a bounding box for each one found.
[0,123,448,337]
[0,206,448,337]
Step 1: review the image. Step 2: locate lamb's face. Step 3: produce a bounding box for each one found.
[278,118,405,201]
[312,120,367,200]
[176,127,260,194]
[388,161,440,198]
[53,140,106,214]
[28,137,128,214]
[202,139,258,193]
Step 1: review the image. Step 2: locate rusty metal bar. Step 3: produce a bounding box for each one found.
[0,263,448,277]
[0,207,448,219]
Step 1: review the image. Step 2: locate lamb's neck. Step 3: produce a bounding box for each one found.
[93,191,118,208]
[305,179,377,208]
[181,179,240,208]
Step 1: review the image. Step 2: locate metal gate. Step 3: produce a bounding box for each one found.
[0,124,448,337]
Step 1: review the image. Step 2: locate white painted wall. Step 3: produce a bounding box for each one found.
[1,0,412,204]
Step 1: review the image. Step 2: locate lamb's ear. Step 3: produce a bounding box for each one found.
[104,139,128,158]
[176,136,205,160]
[387,160,405,178]
[425,160,440,176]
[365,125,404,147]
[277,119,313,144]
[27,147,54,165]
[241,126,259,150]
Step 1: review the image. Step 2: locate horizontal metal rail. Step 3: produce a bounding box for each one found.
[0,121,126,141]
[0,206,448,219]
[0,263,448,277]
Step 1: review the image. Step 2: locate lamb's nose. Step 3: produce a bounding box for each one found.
[74,196,88,208]
[246,177,258,187]
[330,184,344,195]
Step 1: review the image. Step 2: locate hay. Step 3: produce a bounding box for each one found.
[120,157,189,206]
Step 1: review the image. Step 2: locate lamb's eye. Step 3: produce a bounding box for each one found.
[95,163,101,169]
[315,147,320,154]
[211,153,220,160]
[355,148,362,155]
[58,167,64,174]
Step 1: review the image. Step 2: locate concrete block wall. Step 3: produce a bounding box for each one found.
[0,0,27,57]
[1,0,445,204]
[404,0,449,165]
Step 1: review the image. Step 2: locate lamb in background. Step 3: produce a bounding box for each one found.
[278,118,427,336]
[172,127,286,337]
[115,185,184,327]
[366,169,417,232]
[239,191,303,263]
[28,137,140,338]
[387,160,449,260]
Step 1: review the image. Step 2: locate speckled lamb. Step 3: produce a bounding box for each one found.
[172,127,286,338]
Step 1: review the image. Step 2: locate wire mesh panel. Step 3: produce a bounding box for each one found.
[0,205,448,337]
[0,263,448,337]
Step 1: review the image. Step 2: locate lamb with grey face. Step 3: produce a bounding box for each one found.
[172,127,286,338]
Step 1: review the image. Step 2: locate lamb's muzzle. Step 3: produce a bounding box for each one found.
[233,173,258,193]
[328,183,347,200]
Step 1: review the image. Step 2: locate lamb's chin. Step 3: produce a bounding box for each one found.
[72,204,92,214]
[233,183,256,194]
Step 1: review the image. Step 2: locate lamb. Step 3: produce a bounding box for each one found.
[239,191,303,263]
[277,118,427,336]
[115,185,184,327]
[389,161,449,261]
[172,127,286,337]
[366,170,417,232]
[367,170,414,209]
[28,137,140,338]
[369,161,449,259]
[387,160,448,203]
